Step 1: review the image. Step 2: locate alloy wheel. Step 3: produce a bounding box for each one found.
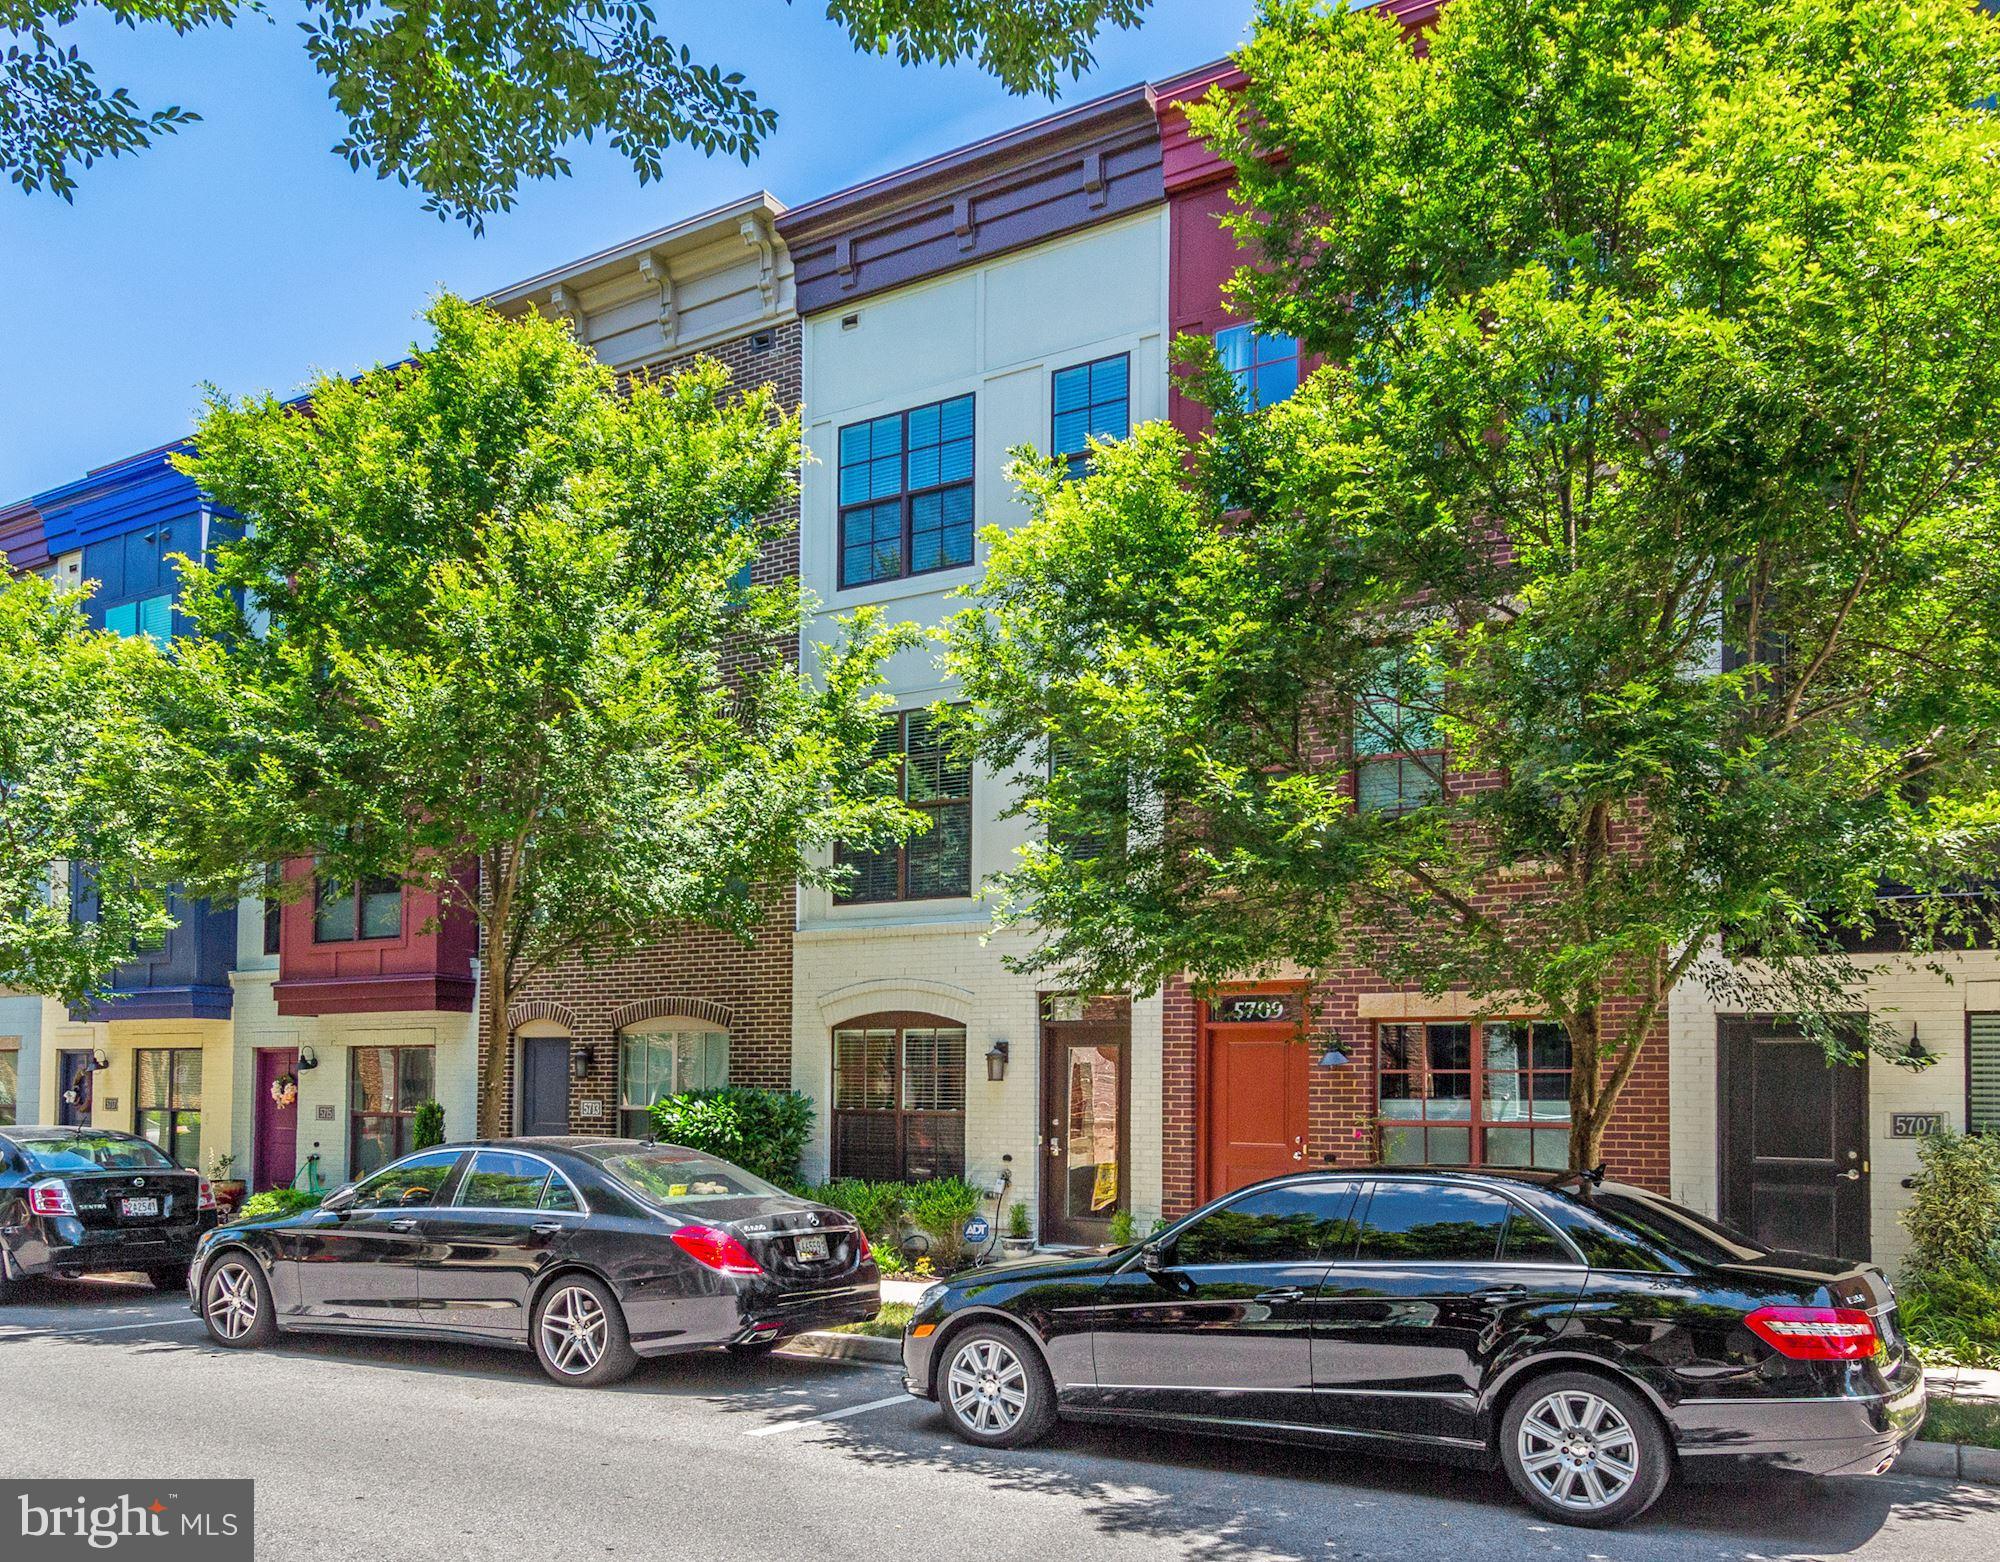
[946,1337,1030,1436]
[205,1262,259,1342]
[540,1285,609,1376]
[1516,1388,1641,1513]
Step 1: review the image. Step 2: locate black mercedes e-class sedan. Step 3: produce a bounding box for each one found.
[190,1137,879,1385]
[1,1126,218,1297]
[901,1167,1924,1528]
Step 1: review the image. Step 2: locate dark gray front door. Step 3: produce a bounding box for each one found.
[1718,1018,1870,1260]
[57,1051,95,1127]
[519,1037,571,1137]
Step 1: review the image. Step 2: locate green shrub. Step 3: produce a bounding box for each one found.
[803,1177,907,1242]
[651,1087,814,1184]
[1903,1131,2000,1275]
[1008,1199,1032,1239]
[1899,1264,2000,1369]
[233,1188,323,1223]
[1108,1208,1135,1246]
[903,1177,983,1270]
[412,1099,446,1152]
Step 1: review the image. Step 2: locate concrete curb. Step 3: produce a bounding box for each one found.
[784,1330,902,1365]
[1903,1440,2000,1486]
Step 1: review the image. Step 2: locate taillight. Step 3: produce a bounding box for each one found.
[27,1179,75,1217]
[853,1229,873,1263]
[670,1223,763,1277]
[198,1180,217,1211]
[1744,1305,1880,1361]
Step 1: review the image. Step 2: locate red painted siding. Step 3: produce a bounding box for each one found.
[273,858,477,1015]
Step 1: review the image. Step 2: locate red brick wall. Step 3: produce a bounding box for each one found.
[481,319,804,1130]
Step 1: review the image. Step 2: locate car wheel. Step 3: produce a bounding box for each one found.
[148,1263,192,1294]
[532,1275,637,1387]
[200,1254,277,1349]
[1501,1371,1671,1528]
[938,1322,1057,1448]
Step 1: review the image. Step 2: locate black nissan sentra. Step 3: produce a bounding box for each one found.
[0,1127,218,1297]
[901,1167,1925,1528]
[190,1138,878,1385]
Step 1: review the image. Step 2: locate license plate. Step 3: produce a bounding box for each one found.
[121,1196,159,1218]
[794,1233,829,1262]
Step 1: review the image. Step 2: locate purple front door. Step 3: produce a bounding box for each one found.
[254,1048,300,1192]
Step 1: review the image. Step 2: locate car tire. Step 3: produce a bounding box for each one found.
[937,1322,1057,1448]
[1501,1371,1671,1528]
[148,1263,192,1294]
[199,1253,278,1349]
[531,1274,638,1387]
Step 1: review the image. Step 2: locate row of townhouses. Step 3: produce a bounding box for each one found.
[2,23,1995,1270]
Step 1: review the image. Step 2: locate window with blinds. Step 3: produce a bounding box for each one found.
[832,1021,966,1180]
[1970,1013,2000,1135]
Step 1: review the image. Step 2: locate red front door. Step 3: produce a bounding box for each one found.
[1201,993,1311,1201]
[253,1048,300,1192]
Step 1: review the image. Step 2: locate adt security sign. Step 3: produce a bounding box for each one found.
[963,1214,992,1245]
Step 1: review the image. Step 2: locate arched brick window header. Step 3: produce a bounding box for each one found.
[611,995,734,1033]
[507,999,580,1034]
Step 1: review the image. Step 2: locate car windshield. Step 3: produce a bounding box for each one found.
[15,1134,177,1174]
[1591,1190,1768,1266]
[591,1147,781,1204]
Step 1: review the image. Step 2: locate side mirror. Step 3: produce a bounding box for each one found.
[1141,1240,1170,1276]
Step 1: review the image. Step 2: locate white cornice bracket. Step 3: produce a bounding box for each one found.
[546,284,584,337]
[637,252,677,348]
[739,212,777,308]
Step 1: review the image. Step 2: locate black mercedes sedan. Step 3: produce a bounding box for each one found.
[189,1137,878,1385]
[0,1126,218,1297]
[901,1167,1925,1528]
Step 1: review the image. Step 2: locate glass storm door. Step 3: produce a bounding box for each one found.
[1041,1012,1128,1246]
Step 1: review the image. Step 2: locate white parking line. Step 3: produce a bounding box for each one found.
[0,1315,205,1339]
[743,1392,913,1437]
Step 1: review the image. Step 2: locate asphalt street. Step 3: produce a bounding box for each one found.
[3,1275,1997,1562]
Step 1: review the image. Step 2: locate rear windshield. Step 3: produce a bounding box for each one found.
[1592,1191,1768,1267]
[15,1135,178,1174]
[590,1147,781,1204]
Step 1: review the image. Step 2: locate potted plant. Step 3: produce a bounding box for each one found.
[206,1150,247,1213]
[1001,1198,1035,1258]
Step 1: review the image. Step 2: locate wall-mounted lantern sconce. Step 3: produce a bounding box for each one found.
[90,1047,110,1071]
[570,1044,595,1080]
[986,1040,1010,1083]
[1317,1044,1352,1067]
[1905,1024,1932,1066]
[297,1046,319,1072]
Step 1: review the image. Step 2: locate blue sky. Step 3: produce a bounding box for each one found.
[0,2,1251,502]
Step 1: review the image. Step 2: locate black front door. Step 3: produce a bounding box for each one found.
[518,1036,570,1137]
[1085,1180,1356,1424]
[57,1051,95,1127]
[1315,1180,1588,1444]
[421,1149,576,1336]
[289,1150,462,1324]
[1718,1018,1870,1260]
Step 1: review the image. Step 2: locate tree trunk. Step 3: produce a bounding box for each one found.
[477,934,512,1140]
[1566,1002,1605,1173]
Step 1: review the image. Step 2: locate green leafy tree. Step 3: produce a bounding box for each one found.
[944,0,2000,1171]
[4,0,1149,224]
[0,563,172,1006]
[152,294,915,1137]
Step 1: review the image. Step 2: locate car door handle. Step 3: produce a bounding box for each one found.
[532,1222,564,1236]
[387,1219,418,1233]
[1473,1286,1527,1305]
[1255,1288,1306,1306]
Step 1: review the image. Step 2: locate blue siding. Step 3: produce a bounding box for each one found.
[67,881,237,1023]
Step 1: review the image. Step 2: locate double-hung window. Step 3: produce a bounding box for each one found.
[831,1022,966,1180]
[618,1027,729,1138]
[103,593,173,645]
[1215,325,1303,409]
[835,710,973,903]
[838,395,975,587]
[350,1045,436,1177]
[1378,1020,1572,1169]
[1354,664,1444,814]
[313,871,402,942]
[1052,354,1130,480]
[135,1047,202,1166]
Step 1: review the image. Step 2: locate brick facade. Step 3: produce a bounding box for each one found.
[481,318,804,1133]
